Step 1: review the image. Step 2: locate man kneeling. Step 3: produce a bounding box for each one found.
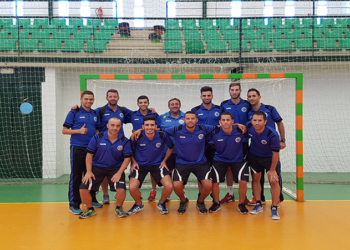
[79,117,132,219]
[129,116,174,215]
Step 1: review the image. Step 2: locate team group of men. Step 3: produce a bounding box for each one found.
[62,82,286,220]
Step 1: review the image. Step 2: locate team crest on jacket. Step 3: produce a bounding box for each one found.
[198,134,204,139]
[241,107,247,112]
[235,137,241,143]
[94,117,97,122]
[117,145,123,151]
[156,143,162,148]
[214,112,220,117]
[119,113,124,118]
[261,140,267,145]
[179,119,184,124]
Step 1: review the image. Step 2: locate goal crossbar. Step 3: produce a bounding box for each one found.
[80,73,304,202]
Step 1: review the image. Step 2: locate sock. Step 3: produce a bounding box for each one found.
[116,206,122,209]
[227,186,233,195]
[88,207,94,211]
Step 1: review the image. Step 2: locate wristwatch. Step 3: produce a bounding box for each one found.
[280,139,286,142]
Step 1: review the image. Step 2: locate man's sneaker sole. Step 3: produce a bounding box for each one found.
[69,207,82,215]
[237,207,249,215]
[127,206,144,215]
[157,203,169,215]
[177,204,188,215]
[209,206,221,213]
[250,207,263,214]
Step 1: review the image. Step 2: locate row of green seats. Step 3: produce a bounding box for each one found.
[0,39,107,52]
[165,18,350,31]
[163,39,350,53]
[0,18,117,29]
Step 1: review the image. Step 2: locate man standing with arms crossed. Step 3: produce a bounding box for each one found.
[191,86,221,199]
[247,111,281,220]
[220,81,251,204]
[62,90,99,215]
[247,88,286,206]
[79,117,132,219]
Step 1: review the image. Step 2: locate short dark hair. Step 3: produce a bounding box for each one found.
[247,88,260,96]
[106,89,119,97]
[220,112,233,119]
[185,111,197,118]
[229,82,241,90]
[81,90,94,98]
[137,95,149,103]
[143,115,156,124]
[252,110,267,120]
[200,86,213,94]
[168,98,181,107]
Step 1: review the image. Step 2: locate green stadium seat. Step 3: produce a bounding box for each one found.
[223,31,240,42]
[301,18,313,28]
[203,32,221,42]
[164,40,183,53]
[185,40,205,54]
[0,31,10,38]
[100,19,118,34]
[250,18,268,29]
[63,40,85,52]
[19,19,32,28]
[68,19,83,28]
[183,31,201,42]
[87,19,102,29]
[285,18,301,28]
[329,30,345,39]
[263,31,282,39]
[93,32,111,41]
[164,31,181,40]
[228,40,239,52]
[165,19,180,30]
[34,19,49,28]
[50,19,67,28]
[249,40,272,52]
[199,19,215,30]
[182,20,197,30]
[314,29,331,38]
[243,30,262,40]
[216,19,233,30]
[333,18,350,28]
[316,18,335,29]
[316,39,338,50]
[74,32,93,41]
[0,39,17,51]
[7,30,18,39]
[52,32,72,40]
[19,32,30,39]
[272,39,293,51]
[86,41,107,52]
[242,19,254,29]
[19,39,39,51]
[206,41,227,52]
[31,32,51,39]
[294,39,314,50]
[284,31,302,39]
[201,29,218,35]
[0,19,15,28]
[266,18,283,29]
[40,40,62,51]
[228,40,249,52]
[338,39,350,49]
[302,30,312,38]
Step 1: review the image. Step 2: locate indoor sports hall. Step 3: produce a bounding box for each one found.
[0,0,349,249]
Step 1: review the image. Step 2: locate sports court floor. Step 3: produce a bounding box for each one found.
[1,183,349,250]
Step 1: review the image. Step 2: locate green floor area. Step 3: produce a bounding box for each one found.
[0,183,348,203]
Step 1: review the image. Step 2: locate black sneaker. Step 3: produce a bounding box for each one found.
[209,202,221,213]
[196,201,208,215]
[178,198,189,215]
[238,203,249,214]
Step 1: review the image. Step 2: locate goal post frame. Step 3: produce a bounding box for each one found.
[80,73,304,202]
